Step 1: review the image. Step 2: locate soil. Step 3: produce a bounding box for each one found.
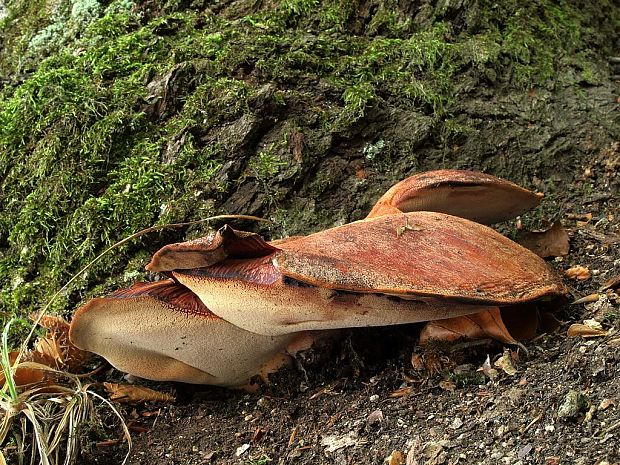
[81,102,619,465]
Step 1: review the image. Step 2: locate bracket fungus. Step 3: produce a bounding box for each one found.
[69,170,568,387]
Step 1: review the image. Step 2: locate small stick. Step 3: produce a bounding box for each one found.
[521,412,544,433]
[288,426,299,446]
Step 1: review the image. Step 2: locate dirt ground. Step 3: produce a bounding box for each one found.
[77,146,620,465]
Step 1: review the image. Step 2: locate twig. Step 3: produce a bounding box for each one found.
[521,412,544,433]
[594,419,620,439]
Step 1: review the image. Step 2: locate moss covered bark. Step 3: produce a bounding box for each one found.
[0,0,618,342]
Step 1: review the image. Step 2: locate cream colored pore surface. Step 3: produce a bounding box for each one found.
[173,272,495,336]
[71,297,295,386]
[396,185,539,224]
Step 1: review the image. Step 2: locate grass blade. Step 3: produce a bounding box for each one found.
[22,405,51,465]
[88,391,132,465]
[1,320,18,403]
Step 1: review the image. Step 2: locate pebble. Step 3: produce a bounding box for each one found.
[235,444,250,457]
[558,390,588,419]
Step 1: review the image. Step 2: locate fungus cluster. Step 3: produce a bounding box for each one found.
[69,171,567,387]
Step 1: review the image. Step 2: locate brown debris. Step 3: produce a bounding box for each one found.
[366,409,384,427]
[410,353,425,371]
[572,293,600,305]
[251,427,267,444]
[438,381,456,392]
[494,350,518,376]
[389,387,413,398]
[599,399,616,410]
[480,355,498,380]
[600,274,620,291]
[419,308,522,345]
[564,266,592,281]
[35,315,92,372]
[0,315,93,388]
[516,221,570,257]
[104,383,176,404]
[288,426,299,447]
[565,212,593,222]
[566,323,609,338]
[388,450,406,465]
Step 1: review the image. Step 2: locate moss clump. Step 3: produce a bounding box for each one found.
[0,0,617,339]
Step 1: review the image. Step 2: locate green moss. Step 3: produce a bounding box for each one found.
[476,0,589,87]
[449,370,487,388]
[248,147,287,181]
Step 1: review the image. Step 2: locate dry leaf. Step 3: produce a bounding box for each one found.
[517,221,570,257]
[565,212,592,222]
[494,350,517,376]
[97,439,121,447]
[366,409,384,427]
[104,382,175,403]
[564,266,591,280]
[438,381,456,392]
[251,427,266,444]
[2,351,47,386]
[584,404,597,422]
[600,274,620,291]
[388,450,405,465]
[599,399,616,410]
[406,437,422,465]
[1,324,91,387]
[572,293,599,305]
[288,426,298,447]
[34,334,64,366]
[567,324,608,338]
[583,319,603,329]
[321,432,366,453]
[33,315,92,372]
[419,441,447,465]
[420,308,519,345]
[127,423,149,433]
[480,355,498,380]
[389,387,413,398]
[410,353,424,371]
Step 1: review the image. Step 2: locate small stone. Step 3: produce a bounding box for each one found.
[235,444,250,457]
[450,417,463,430]
[557,390,589,419]
[370,394,380,402]
[517,444,532,459]
[366,409,384,427]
